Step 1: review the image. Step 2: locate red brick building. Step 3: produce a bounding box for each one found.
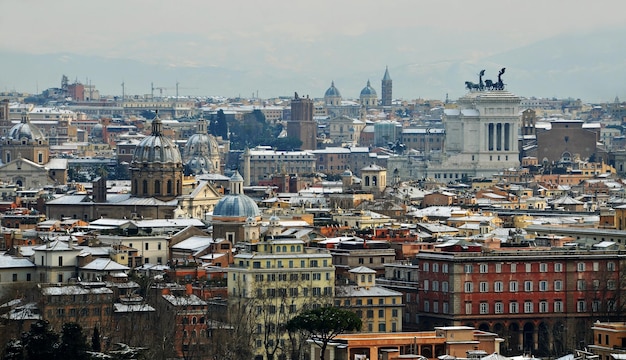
[410,249,625,357]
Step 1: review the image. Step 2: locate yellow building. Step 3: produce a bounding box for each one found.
[228,236,335,360]
[332,209,391,229]
[589,322,626,360]
[335,266,403,333]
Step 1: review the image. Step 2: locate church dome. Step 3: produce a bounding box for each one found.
[131,117,182,164]
[182,118,220,175]
[9,115,45,141]
[213,171,260,218]
[360,80,377,97]
[184,156,214,175]
[213,194,260,218]
[324,81,342,97]
[91,123,103,138]
[184,133,219,159]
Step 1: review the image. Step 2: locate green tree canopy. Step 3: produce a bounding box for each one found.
[286,306,361,360]
[57,323,90,360]
[210,109,229,139]
[21,320,59,360]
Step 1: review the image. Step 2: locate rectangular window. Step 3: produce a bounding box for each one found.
[443,302,449,314]
[433,302,439,313]
[442,264,449,273]
[442,281,449,293]
[539,301,548,313]
[464,264,473,273]
[539,280,548,291]
[58,256,63,267]
[433,263,439,273]
[145,243,149,250]
[480,264,488,273]
[423,280,429,291]
[495,263,502,273]
[424,301,430,312]
[525,263,532,273]
[540,263,548,272]
[592,300,601,312]
[554,300,563,313]
[577,280,586,291]
[578,262,585,272]
[465,302,472,315]
[593,262,599,271]
[608,280,617,290]
[494,281,503,292]
[495,302,503,314]
[432,281,439,291]
[480,282,488,292]
[524,301,534,313]
[510,281,518,292]
[554,280,563,291]
[423,263,429,272]
[511,263,517,273]
[555,263,563,272]
[510,302,519,314]
[577,300,586,312]
[608,262,616,271]
[464,282,473,293]
[524,281,533,292]
[480,302,488,314]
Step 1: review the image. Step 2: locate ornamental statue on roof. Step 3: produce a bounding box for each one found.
[465,68,506,91]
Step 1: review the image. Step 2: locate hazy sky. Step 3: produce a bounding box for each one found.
[2,0,625,99]
[4,0,623,56]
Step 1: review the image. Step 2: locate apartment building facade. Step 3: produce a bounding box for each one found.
[411,249,625,357]
[228,237,335,360]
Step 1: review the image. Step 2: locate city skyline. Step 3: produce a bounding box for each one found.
[1,0,626,102]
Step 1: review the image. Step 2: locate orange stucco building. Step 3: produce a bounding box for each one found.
[310,326,502,360]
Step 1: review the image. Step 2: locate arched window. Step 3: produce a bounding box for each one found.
[143,180,148,195]
[154,180,161,194]
[365,176,370,187]
[372,176,378,186]
[167,180,172,194]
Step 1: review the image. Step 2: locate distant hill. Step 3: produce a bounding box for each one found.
[0,27,624,103]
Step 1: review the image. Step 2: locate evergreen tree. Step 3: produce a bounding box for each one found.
[213,109,229,139]
[2,339,24,360]
[286,307,361,360]
[92,326,101,353]
[21,320,58,360]
[57,323,90,360]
